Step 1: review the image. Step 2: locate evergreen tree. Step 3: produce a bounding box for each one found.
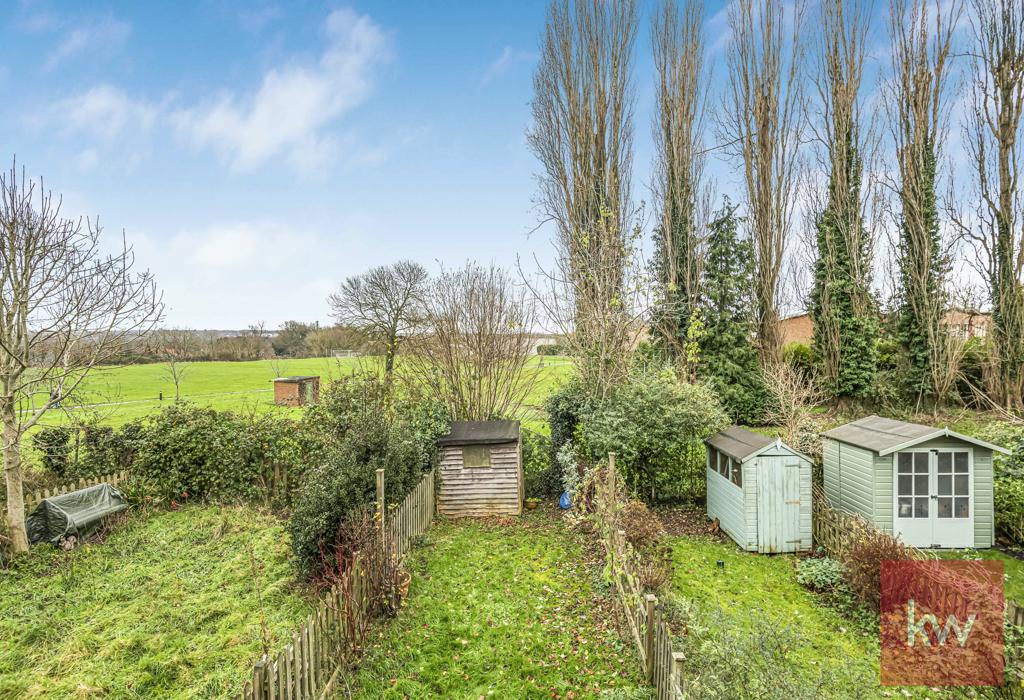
[809,131,878,401]
[698,200,766,424]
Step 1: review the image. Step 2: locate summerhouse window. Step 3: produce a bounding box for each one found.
[462,445,491,468]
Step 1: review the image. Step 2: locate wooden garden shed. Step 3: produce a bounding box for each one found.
[436,420,523,517]
[705,427,813,553]
[822,416,1009,549]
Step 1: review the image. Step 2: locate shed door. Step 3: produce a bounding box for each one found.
[756,456,802,553]
[894,449,973,548]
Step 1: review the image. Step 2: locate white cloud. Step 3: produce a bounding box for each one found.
[173,8,390,173]
[45,16,131,71]
[480,46,534,86]
[56,85,159,141]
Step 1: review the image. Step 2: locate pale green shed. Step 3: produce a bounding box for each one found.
[822,416,1009,549]
[705,427,813,553]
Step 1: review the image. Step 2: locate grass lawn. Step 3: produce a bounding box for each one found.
[0,506,311,699]
[667,534,885,698]
[345,508,646,699]
[35,355,573,429]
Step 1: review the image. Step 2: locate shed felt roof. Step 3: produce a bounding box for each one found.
[272,375,319,383]
[705,426,776,463]
[822,415,1010,456]
[437,420,521,446]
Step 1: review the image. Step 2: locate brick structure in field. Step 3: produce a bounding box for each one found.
[272,376,320,406]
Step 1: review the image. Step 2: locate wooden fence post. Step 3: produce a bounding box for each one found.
[644,594,656,681]
[672,651,685,693]
[375,468,385,543]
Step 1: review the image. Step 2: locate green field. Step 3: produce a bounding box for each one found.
[0,506,311,699]
[36,355,573,428]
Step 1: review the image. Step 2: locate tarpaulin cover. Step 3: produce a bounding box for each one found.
[26,483,129,545]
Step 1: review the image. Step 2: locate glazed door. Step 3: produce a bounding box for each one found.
[894,449,973,548]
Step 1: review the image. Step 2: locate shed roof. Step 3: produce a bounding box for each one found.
[437,420,521,446]
[705,426,791,463]
[822,415,1010,456]
[272,375,319,383]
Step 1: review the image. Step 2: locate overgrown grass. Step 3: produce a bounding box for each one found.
[0,506,311,699]
[666,534,884,698]
[345,508,647,698]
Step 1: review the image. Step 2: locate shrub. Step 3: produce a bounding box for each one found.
[545,377,590,471]
[289,374,447,578]
[841,524,913,611]
[782,342,814,377]
[796,557,844,592]
[578,368,729,502]
[522,430,560,499]
[536,343,566,356]
[621,500,665,550]
[31,426,74,478]
[633,545,673,593]
[995,477,1024,546]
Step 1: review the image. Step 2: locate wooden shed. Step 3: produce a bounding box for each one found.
[705,426,813,553]
[272,376,320,406]
[437,420,522,517]
[822,416,1009,549]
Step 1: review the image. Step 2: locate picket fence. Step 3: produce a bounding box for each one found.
[812,484,1024,629]
[595,455,685,700]
[14,470,130,513]
[237,468,435,700]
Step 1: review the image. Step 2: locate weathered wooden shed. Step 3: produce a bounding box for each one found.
[272,376,320,406]
[437,420,522,517]
[822,416,1009,549]
[705,426,813,553]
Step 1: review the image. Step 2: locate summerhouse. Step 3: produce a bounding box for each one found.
[437,420,523,517]
[705,427,813,553]
[822,416,1009,549]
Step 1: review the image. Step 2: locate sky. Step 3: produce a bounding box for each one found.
[0,0,979,329]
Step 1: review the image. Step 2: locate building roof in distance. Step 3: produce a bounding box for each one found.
[271,375,319,383]
[437,420,521,446]
[822,415,1009,456]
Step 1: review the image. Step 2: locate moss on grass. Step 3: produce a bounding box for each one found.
[346,508,646,698]
[0,506,311,699]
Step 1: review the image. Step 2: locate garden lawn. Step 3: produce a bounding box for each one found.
[345,508,646,699]
[0,506,311,699]
[667,534,885,698]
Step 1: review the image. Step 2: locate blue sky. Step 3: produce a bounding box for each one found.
[0,1,975,328]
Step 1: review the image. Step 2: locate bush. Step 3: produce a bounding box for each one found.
[782,342,814,377]
[289,375,447,578]
[545,377,590,470]
[536,343,566,356]
[621,500,665,550]
[578,368,729,503]
[796,557,844,592]
[522,430,560,499]
[995,477,1024,546]
[841,524,913,611]
[31,426,74,479]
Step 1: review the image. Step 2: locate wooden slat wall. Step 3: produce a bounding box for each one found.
[593,460,686,699]
[238,469,435,700]
[437,442,522,517]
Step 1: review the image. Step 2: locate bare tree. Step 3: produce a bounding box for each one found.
[528,0,639,392]
[720,0,807,366]
[148,328,200,401]
[650,0,711,377]
[885,0,960,407]
[957,0,1024,409]
[762,360,826,457]
[0,161,162,552]
[808,0,880,402]
[328,260,428,382]
[405,263,539,421]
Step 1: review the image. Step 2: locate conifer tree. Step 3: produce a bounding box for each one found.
[698,200,766,424]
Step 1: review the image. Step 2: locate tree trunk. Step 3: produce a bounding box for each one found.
[2,400,29,553]
[384,337,396,381]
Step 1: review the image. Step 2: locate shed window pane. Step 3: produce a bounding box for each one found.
[937,475,952,496]
[954,474,969,495]
[937,452,952,473]
[954,453,969,473]
[937,497,952,518]
[732,460,742,487]
[898,497,913,517]
[462,445,491,468]
[914,497,929,518]
[955,497,969,518]
[914,453,929,473]
[914,474,929,495]
[898,475,912,495]
[898,453,913,473]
